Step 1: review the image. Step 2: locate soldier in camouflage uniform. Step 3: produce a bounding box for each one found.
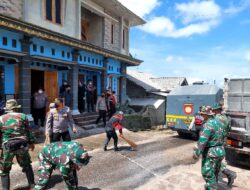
[193,106,225,190]
[0,99,35,190]
[34,141,89,190]
[212,103,237,186]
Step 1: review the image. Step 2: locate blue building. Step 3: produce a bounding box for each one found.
[0,0,144,114]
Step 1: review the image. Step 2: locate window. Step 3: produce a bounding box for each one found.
[79,55,82,62]
[45,0,62,24]
[51,48,55,55]
[92,58,94,64]
[33,44,37,52]
[12,39,17,48]
[96,59,98,65]
[111,24,114,44]
[88,57,90,63]
[40,46,44,53]
[84,56,86,62]
[2,37,7,46]
[67,52,70,59]
[81,19,89,41]
[62,51,65,57]
[122,29,125,49]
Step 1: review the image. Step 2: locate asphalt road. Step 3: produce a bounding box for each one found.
[8,130,197,190]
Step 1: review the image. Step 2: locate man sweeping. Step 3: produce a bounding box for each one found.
[104,111,124,151]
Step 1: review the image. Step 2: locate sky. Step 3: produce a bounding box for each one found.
[118,0,250,86]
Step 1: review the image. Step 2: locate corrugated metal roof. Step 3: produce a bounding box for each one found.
[129,98,165,109]
[151,77,188,92]
[127,71,188,92]
[169,85,221,95]
[127,71,160,92]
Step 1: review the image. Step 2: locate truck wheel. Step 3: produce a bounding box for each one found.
[225,148,238,166]
[177,131,189,138]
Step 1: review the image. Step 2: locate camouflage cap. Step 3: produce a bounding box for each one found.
[199,106,214,116]
[4,99,21,112]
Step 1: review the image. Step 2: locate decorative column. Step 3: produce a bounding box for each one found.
[70,50,80,115]
[101,57,108,92]
[120,63,127,104]
[19,35,31,114]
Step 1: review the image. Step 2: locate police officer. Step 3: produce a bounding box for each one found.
[193,106,225,190]
[45,98,77,143]
[104,111,124,151]
[212,103,237,186]
[0,99,35,190]
[34,141,89,190]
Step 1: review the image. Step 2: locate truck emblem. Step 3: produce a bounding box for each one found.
[184,104,193,115]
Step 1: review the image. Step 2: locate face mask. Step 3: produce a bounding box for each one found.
[101,95,105,97]
[38,90,43,94]
[63,82,67,85]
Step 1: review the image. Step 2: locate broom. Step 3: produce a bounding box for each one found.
[120,135,138,149]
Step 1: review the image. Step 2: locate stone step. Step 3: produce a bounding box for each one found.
[73,112,109,130]
[75,119,96,126]
[73,112,99,119]
[79,122,105,130]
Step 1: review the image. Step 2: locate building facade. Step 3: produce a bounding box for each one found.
[0,0,144,114]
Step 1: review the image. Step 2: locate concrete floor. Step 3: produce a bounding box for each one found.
[5,129,250,190]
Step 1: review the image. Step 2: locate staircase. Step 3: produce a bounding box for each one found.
[73,112,107,130]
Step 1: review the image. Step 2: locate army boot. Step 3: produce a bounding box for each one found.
[104,146,107,151]
[1,175,10,190]
[222,169,237,186]
[23,165,35,189]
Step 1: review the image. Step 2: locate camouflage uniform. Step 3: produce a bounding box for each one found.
[214,106,237,186]
[194,114,225,190]
[0,99,35,190]
[34,141,89,190]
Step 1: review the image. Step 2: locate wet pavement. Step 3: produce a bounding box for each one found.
[5,130,250,190]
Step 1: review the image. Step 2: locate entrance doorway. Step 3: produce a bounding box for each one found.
[31,70,58,112]
[44,71,58,105]
[31,70,44,95]
[31,70,44,117]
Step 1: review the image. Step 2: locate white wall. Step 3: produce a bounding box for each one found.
[23,0,81,39]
